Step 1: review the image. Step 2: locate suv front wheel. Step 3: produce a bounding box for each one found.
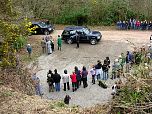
[67,39,73,44]
[90,39,97,45]
[44,30,49,35]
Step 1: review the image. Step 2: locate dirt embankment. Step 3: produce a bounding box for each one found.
[0,86,109,114]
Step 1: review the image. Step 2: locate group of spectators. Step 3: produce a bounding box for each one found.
[111,40,152,95]
[116,18,152,30]
[31,34,152,105]
[47,66,88,93]
[33,39,152,96]
[26,35,62,59]
[46,57,111,93]
[40,35,62,54]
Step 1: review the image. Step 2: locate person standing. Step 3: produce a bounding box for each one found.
[70,72,77,92]
[51,39,54,51]
[46,40,52,55]
[26,44,32,59]
[126,51,133,72]
[102,60,109,80]
[32,73,43,97]
[47,70,54,92]
[53,69,61,92]
[74,66,81,89]
[62,69,70,91]
[57,35,62,51]
[81,66,88,88]
[41,38,46,54]
[90,65,96,84]
[95,60,102,80]
[76,31,80,48]
[104,57,110,78]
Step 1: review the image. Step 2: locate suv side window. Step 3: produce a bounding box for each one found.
[62,30,69,35]
[70,30,76,35]
[77,29,84,35]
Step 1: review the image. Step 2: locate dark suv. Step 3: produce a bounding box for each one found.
[61,26,102,45]
[31,21,54,35]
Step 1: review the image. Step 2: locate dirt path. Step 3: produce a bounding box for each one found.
[34,30,151,107]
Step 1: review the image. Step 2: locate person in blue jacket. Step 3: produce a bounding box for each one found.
[26,44,32,59]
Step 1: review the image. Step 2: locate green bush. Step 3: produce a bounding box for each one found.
[14,36,27,51]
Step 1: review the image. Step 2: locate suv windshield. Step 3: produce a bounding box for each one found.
[83,28,90,34]
[38,22,48,28]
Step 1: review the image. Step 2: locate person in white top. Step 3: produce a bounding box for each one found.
[90,65,96,84]
[62,69,70,91]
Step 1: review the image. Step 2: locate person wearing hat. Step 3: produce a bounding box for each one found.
[26,44,32,59]
[111,59,120,79]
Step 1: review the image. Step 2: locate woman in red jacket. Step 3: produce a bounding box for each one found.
[70,72,77,92]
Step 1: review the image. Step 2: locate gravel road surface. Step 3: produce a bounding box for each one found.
[34,30,151,107]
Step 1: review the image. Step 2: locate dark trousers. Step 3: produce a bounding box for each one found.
[51,44,54,51]
[77,80,81,88]
[82,78,88,88]
[76,42,79,48]
[72,82,77,92]
[58,46,61,51]
[92,75,95,84]
[49,85,54,92]
[63,82,70,91]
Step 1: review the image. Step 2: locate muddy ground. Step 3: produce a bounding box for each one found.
[31,30,151,107]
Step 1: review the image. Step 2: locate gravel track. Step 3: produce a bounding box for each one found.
[34,30,151,107]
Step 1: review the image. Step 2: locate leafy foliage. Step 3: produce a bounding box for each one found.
[0,0,34,68]
[13,0,152,25]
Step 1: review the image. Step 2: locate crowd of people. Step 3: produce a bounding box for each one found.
[116,18,152,30]
[31,35,152,104]
[111,40,152,96]
[26,35,63,59]
[40,35,62,54]
[46,57,112,93]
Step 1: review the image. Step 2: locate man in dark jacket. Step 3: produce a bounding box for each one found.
[102,60,109,80]
[95,60,102,80]
[47,70,54,92]
[76,31,80,48]
[53,69,61,92]
[74,66,81,89]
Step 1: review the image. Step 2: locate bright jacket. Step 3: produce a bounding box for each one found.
[57,37,62,47]
[70,73,77,83]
